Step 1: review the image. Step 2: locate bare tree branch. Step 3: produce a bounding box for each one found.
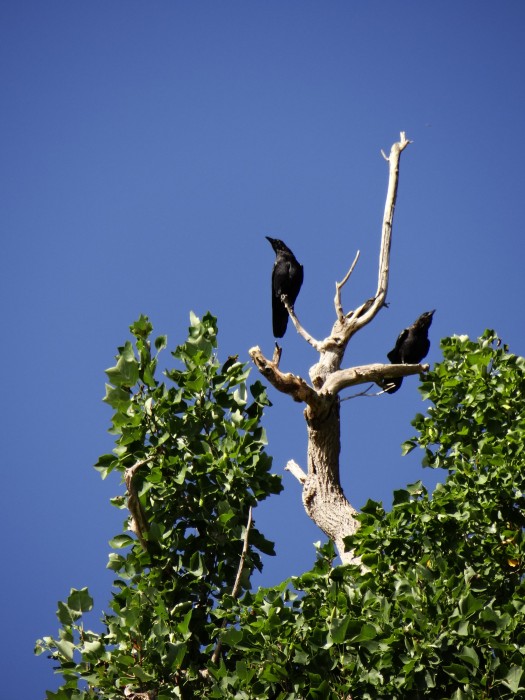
[322,362,429,396]
[281,295,322,350]
[335,250,360,321]
[344,131,412,334]
[211,506,253,665]
[231,506,253,599]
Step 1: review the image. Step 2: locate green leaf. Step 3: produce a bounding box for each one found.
[401,439,416,456]
[329,615,351,644]
[176,609,193,639]
[502,664,523,693]
[54,638,75,661]
[165,642,187,670]
[103,383,131,410]
[82,639,104,657]
[155,334,168,351]
[222,627,243,646]
[392,488,410,505]
[105,341,139,387]
[458,592,484,618]
[353,623,377,642]
[443,663,471,683]
[456,646,479,670]
[108,534,134,549]
[188,551,206,577]
[56,588,93,624]
[235,659,255,682]
[130,314,153,338]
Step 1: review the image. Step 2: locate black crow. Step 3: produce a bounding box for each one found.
[266,237,304,338]
[385,310,435,393]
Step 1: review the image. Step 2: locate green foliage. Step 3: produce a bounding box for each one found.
[38,328,525,698]
[36,312,281,699]
[215,332,525,699]
[217,332,525,700]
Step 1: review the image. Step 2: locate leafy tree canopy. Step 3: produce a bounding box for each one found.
[37,318,525,699]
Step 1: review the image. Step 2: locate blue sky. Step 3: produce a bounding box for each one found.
[2,2,525,696]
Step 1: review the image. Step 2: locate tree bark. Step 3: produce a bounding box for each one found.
[250,133,415,565]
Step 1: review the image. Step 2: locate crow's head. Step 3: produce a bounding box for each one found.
[416,310,435,330]
[265,237,294,256]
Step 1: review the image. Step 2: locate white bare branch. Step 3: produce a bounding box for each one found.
[335,250,360,321]
[322,362,429,395]
[281,295,322,350]
[346,132,412,333]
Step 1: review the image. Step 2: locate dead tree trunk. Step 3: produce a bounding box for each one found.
[249,133,426,565]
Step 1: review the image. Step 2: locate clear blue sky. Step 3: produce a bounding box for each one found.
[2,2,524,696]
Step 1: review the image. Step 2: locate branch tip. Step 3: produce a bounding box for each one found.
[399,131,412,150]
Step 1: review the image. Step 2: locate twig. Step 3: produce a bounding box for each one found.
[211,507,253,665]
[231,507,253,599]
[340,384,375,401]
[339,383,402,399]
[335,251,360,321]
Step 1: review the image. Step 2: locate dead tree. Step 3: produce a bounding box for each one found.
[249,133,428,566]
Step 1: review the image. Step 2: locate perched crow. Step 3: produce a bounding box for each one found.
[266,237,304,338]
[385,310,435,393]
